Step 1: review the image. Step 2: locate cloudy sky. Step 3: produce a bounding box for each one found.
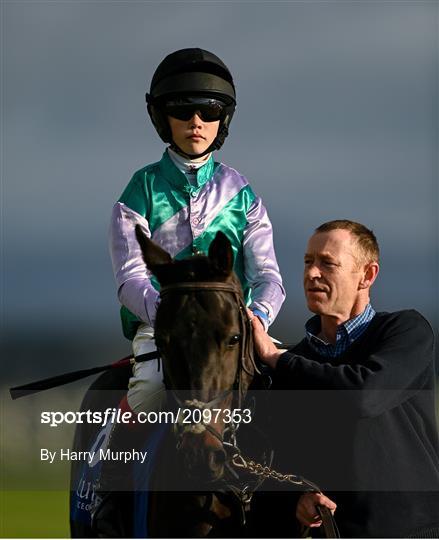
[2,1,437,374]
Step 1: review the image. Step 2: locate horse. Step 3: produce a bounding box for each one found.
[70,229,338,538]
[70,229,267,537]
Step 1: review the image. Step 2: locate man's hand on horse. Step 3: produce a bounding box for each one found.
[247,310,282,369]
[296,492,337,528]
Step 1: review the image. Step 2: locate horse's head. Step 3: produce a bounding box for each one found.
[135,226,256,482]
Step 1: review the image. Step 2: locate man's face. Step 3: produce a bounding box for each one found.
[303,229,366,320]
[168,113,220,157]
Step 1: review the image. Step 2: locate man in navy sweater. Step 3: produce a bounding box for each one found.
[251,220,439,538]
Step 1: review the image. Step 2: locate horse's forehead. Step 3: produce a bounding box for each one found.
[160,290,239,332]
[172,256,214,278]
[167,289,234,310]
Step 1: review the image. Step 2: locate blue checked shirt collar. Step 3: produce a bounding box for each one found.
[305,304,376,358]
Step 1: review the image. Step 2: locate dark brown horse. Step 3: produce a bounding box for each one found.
[136,227,261,536]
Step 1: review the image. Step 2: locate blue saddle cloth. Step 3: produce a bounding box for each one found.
[132,423,168,537]
[70,422,167,536]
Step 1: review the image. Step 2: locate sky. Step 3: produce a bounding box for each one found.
[2,0,438,376]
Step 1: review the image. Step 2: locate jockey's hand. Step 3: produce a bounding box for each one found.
[247,309,282,369]
[296,492,337,528]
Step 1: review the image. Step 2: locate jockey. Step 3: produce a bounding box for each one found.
[110,48,285,414]
[93,49,285,531]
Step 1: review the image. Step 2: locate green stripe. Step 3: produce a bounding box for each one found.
[119,166,153,217]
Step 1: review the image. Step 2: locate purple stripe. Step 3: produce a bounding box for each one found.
[110,203,152,284]
[243,197,286,324]
[109,203,159,325]
[151,206,192,258]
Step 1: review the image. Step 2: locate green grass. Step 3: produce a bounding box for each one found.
[0,491,70,538]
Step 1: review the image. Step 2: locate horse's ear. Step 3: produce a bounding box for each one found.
[135,225,172,271]
[208,231,234,275]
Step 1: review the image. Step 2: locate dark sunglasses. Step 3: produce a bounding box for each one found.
[164,97,225,122]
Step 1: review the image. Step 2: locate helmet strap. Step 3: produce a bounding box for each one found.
[169,141,215,160]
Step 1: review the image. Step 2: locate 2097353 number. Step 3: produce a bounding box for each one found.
[180,408,252,425]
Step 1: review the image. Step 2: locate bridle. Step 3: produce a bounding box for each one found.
[158,280,259,446]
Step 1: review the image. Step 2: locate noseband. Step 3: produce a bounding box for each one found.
[158,281,259,444]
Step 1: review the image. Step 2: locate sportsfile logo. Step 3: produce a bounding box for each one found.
[40,408,164,427]
[40,407,252,427]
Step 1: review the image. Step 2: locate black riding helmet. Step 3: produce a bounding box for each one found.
[145,48,236,159]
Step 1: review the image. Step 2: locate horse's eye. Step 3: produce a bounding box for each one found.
[228,334,241,347]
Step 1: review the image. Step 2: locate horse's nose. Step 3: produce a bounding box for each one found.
[208,447,226,472]
[202,430,226,479]
[198,446,225,482]
[179,432,226,481]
